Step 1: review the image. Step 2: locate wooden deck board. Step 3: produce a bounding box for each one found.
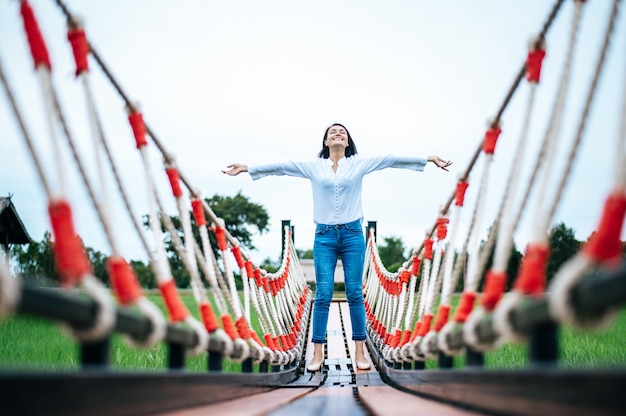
[155,388,313,416]
[358,386,485,416]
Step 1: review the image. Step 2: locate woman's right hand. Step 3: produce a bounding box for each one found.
[222,163,248,176]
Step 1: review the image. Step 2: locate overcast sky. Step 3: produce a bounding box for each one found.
[1,1,624,267]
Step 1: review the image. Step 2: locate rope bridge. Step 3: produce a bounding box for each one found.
[0,0,625,415]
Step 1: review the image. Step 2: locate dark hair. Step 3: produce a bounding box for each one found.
[318,123,358,158]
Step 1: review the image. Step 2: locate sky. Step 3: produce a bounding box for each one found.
[0,0,624,268]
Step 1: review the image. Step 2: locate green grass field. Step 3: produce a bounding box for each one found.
[0,293,624,372]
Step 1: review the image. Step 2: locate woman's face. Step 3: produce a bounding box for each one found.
[324,125,349,150]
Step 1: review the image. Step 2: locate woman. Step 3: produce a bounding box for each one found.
[223,123,451,372]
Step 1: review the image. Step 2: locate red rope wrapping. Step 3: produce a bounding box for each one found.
[20,1,51,70]
[264,334,278,351]
[214,226,228,251]
[526,47,547,83]
[128,112,147,148]
[482,126,502,155]
[67,28,89,75]
[455,181,470,206]
[391,329,402,347]
[158,279,189,322]
[199,301,219,332]
[191,199,206,226]
[436,217,449,240]
[453,291,477,323]
[514,243,550,295]
[433,304,451,332]
[417,314,434,337]
[481,270,507,311]
[400,329,412,346]
[584,191,626,262]
[400,270,410,286]
[48,199,92,287]
[424,239,434,260]
[251,332,264,347]
[107,256,142,305]
[231,246,245,268]
[165,167,183,198]
[253,268,263,286]
[411,256,422,276]
[221,315,239,340]
[235,317,252,339]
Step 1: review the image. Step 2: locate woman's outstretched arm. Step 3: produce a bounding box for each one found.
[428,155,453,171]
[222,163,248,176]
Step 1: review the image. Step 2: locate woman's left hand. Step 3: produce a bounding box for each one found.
[428,155,452,171]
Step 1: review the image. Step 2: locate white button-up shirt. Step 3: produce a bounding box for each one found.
[249,154,427,225]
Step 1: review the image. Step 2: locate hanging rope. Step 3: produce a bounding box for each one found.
[17,0,116,342]
[494,0,618,345]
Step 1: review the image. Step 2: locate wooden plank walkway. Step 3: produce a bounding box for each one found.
[157,299,483,416]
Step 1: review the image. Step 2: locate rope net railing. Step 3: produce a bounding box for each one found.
[0,0,311,371]
[363,0,626,368]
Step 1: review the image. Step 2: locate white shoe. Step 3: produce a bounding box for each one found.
[307,358,324,372]
[355,359,371,370]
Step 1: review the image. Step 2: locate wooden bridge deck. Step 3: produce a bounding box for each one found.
[159,300,482,416]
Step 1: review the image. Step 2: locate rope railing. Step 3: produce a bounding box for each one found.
[363,0,626,370]
[0,0,312,374]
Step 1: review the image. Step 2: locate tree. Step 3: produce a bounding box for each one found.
[547,222,580,283]
[377,235,407,272]
[10,231,56,286]
[147,192,271,288]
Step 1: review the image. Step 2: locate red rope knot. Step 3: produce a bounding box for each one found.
[433,304,451,332]
[453,291,477,323]
[482,125,502,155]
[20,1,51,70]
[235,317,252,339]
[481,270,507,311]
[584,191,626,262]
[214,224,228,251]
[399,270,411,286]
[455,180,469,207]
[526,38,547,83]
[165,166,183,198]
[253,268,263,286]
[244,261,254,279]
[199,301,219,332]
[262,277,271,293]
[400,329,412,346]
[221,315,239,340]
[107,255,142,305]
[158,279,189,322]
[231,246,245,268]
[417,314,433,337]
[191,199,206,226]
[48,199,92,287]
[514,243,550,295]
[436,217,450,240]
[423,238,434,260]
[411,256,422,276]
[127,110,147,148]
[67,24,89,75]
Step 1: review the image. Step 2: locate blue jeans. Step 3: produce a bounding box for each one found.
[311,219,366,343]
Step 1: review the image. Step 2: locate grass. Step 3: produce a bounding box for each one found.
[1,291,624,372]
[0,293,248,373]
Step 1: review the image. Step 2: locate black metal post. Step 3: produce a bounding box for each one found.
[281,220,292,262]
[465,345,484,367]
[167,342,186,369]
[414,361,425,370]
[259,360,269,373]
[241,357,253,373]
[208,352,224,372]
[438,351,453,368]
[81,338,110,368]
[403,361,413,370]
[367,221,377,244]
[529,321,559,365]
[271,365,282,372]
